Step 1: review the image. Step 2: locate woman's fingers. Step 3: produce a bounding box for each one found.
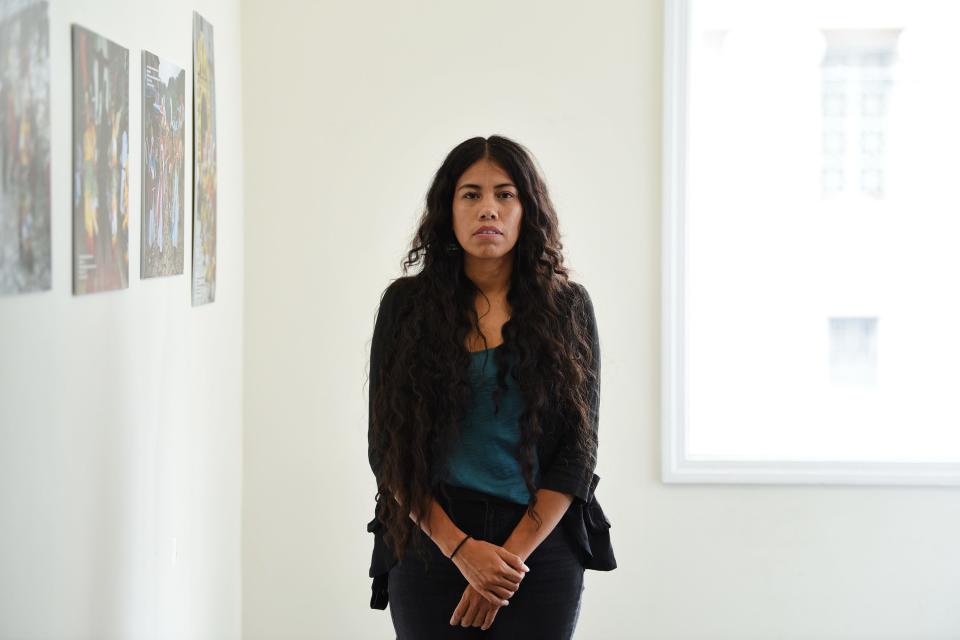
[497,548,530,574]
[477,575,517,601]
[481,588,509,607]
[481,607,498,631]
[449,592,468,626]
[480,569,524,601]
[498,559,526,583]
[460,597,481,628]
[490,584,514,600]
[498,572,523,589]
[451,585,508,628]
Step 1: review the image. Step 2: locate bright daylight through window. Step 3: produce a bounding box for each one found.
[663,0,960,484]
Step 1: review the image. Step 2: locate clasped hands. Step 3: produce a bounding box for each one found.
[448,537,529,631]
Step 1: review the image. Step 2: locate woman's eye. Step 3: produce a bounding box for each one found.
[463,191,515,199]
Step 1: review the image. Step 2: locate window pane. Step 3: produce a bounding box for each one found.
[685,0,960,463]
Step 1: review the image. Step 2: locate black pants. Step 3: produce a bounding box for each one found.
[387,483,585,639]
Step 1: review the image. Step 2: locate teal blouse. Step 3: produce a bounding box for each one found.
[444,345,540,505]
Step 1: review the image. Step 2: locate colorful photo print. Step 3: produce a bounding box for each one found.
[0,0,51,295]
[192,11,216,306]
[141,50,185,278]
[71,24,129,295]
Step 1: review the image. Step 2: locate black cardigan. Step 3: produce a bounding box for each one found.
[366,277,616,610]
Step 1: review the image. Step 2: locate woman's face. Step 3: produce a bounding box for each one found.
[451,159,523,260]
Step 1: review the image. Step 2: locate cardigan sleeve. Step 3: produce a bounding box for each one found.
[538,283,602,505]
[368,280,401,480]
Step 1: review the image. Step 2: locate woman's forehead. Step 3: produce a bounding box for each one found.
[457,159,512,185]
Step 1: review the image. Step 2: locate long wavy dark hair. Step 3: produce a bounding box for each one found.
[367,134,597,565]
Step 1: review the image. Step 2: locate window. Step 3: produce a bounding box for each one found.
[662,0,960,485]
[828,317,877,388]
[820,29,900,199]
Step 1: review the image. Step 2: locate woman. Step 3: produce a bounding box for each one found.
[367,135,616,638]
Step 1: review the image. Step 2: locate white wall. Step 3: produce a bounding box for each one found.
[239,1,960,639]
[0,0,244,638]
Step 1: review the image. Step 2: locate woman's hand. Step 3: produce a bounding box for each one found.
[449,537,529,606]
[450,584,504,630]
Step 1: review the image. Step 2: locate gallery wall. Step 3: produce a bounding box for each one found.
[0,0,244,637]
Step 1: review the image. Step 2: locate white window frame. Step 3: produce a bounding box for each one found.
[660,0,960,486]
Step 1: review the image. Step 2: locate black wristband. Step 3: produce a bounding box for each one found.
[449,533,471,560]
